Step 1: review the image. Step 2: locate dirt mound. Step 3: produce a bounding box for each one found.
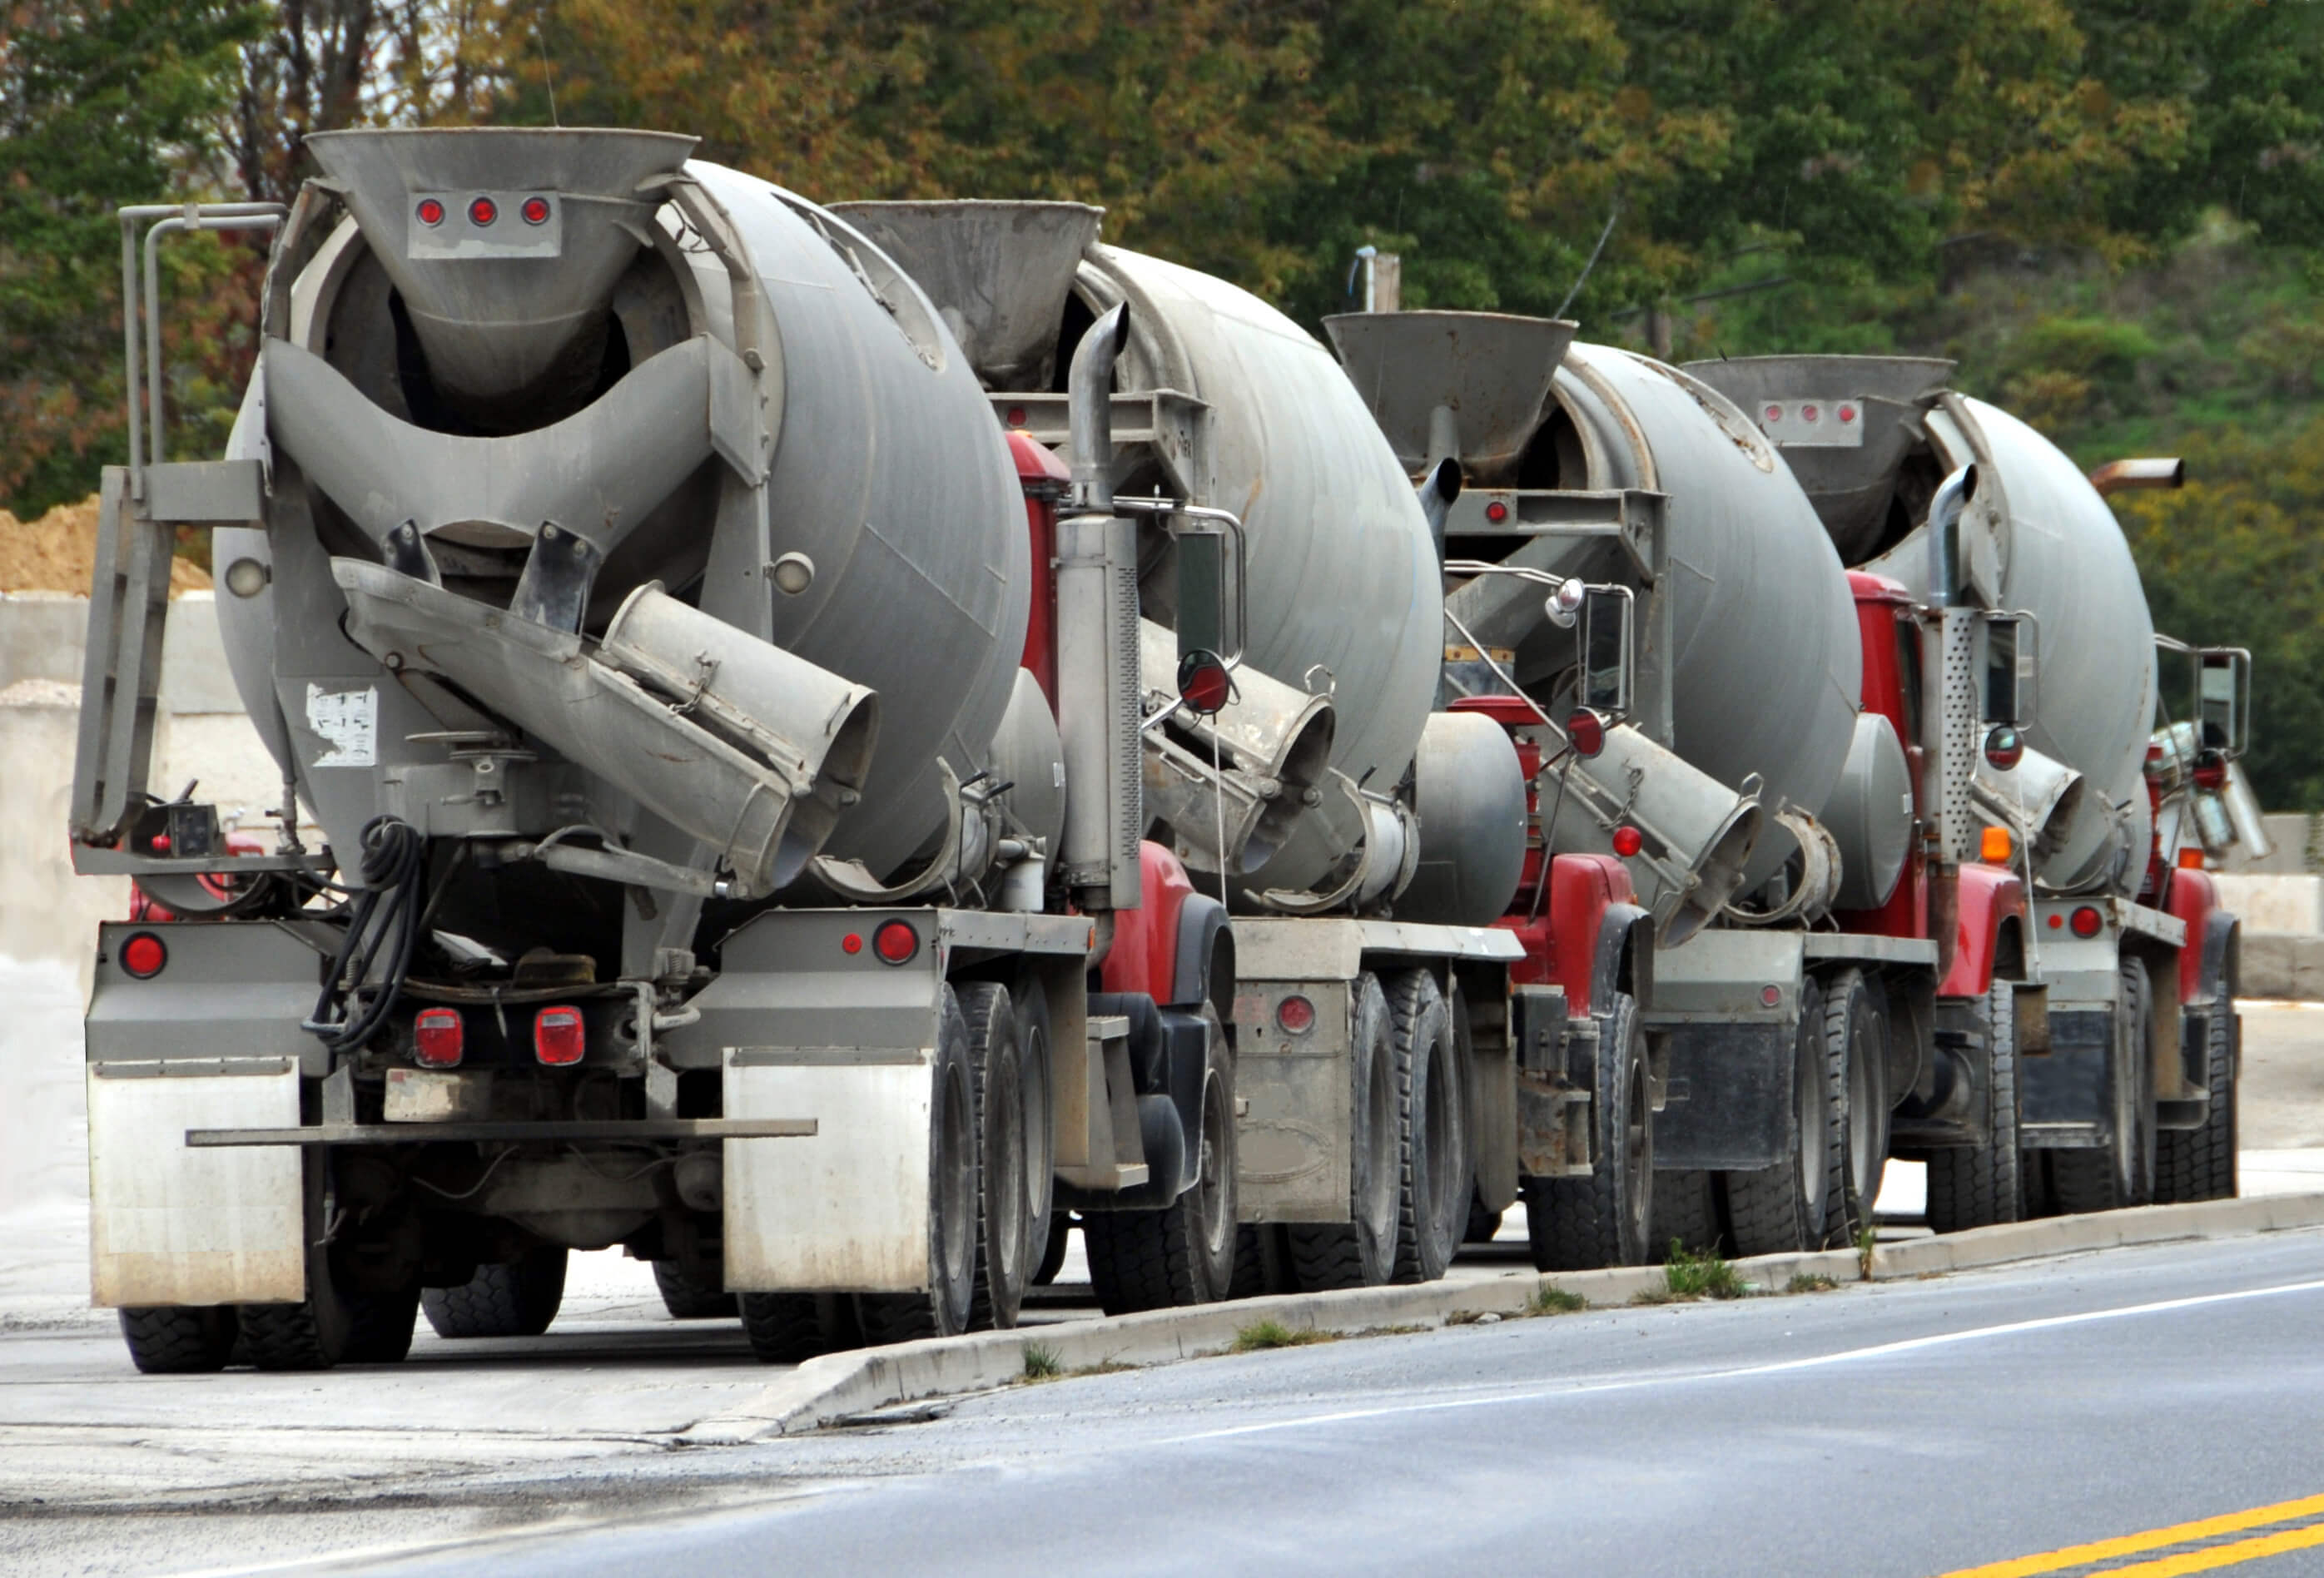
[0,496,211,597]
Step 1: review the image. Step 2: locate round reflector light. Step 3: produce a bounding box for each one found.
[415,198,445,227]
[521,196,551,226]
[2070,906,2103,939]
[1838,404,1858,424]
[1984,724,2024,772]
[1006,405,1027,426]
[2048,912,2063,929]
[1177,649,1232,716]
[1566,707,1606,759]
[1760,985,1781,1008]
[1611,825,1644,858]
[121,932,167,979]
[469,196,498,226]
[1276,995,1316,1035]
[873,919,920,965]
[841,931,863,955]
[1484,500,1510,524]
[1765,404,1783,423]
[1802,403,1821,423]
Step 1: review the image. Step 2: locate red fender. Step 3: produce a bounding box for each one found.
[1100,841,1196,1002]
[2165,865,2219,1005]
[1939,861,2028,998]
[1499,853,1636,1015]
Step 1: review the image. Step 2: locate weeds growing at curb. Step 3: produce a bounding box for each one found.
[1855,1223,1880,1280]
[1787,1273,1839,1293]
[1635,1244,1748,1304]
[1020,1342,1061,1380]
[1232,1318,1332,1352]
[1531,1285,1587,1315]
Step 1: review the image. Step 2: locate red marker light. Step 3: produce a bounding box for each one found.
[1801,403,1821,423]
[1178,649,1231,716]
[414,1006,464,1068]
[2048,912,2064,929]
[1760,985,1782,1008]
[873,919,920,965]
[521,196,551,226]
[2069,906,2103,940]
[534,1005,585,1064]
[1838,404,1857,424]
[1276,994,1316,1035]
[416,198,445,227]
[1006,405,1028,427]
[1484,500,1511,524]
[842,931,863,955]
[1566,707,1606,759]
[469,196,498,226]
[121,932,167,980]
[1765,404,1783,423]
[1611,825,1644,858]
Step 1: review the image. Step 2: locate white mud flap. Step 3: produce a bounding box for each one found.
[723,1048,931,1293]
[87,1059,303,1307]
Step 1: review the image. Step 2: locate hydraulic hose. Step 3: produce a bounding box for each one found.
[303,816,429,1053]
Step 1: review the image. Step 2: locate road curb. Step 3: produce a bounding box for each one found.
[675,1191,2324,1444]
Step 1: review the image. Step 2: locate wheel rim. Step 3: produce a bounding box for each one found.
[1848,1009,1879,1201]
[1624,1040,1651,1244]
[1361,1025,1397,1250]
[990,1043,1027,1288]
[1798,1023,1828,1219]
[1020,1020,1052,1232]
[1423,1028,1460,1242]
[1198,1069,1233,1264]
[936,1059,974,1300]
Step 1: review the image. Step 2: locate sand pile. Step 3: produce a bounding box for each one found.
[0,496,211,597]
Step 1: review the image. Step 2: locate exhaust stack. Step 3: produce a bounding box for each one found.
[305,128,697,414]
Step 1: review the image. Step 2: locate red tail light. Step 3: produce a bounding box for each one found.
[1611,825,1644,858]
[1276,994,1316,1035]
[520,196,551,226]
[873,920,920,965]
[534,1005,585,1065]
[414,1007,464,1069]
[2069,906,2103,939]
[121,931,167,979]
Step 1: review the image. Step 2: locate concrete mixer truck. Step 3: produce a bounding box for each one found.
[65,132,1670,1376]
[1325,313,2049,1260]
[1684,357,2257,1217]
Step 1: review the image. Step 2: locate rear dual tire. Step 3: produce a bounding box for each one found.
[1525,990,1653,1271]
[1085,1010,1239,1313]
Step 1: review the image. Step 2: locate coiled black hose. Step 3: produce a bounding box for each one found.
[304,816,429,1053]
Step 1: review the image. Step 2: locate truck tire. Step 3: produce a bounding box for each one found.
[961,983,1029,1331]
[2158,996,2238,1203]
[857,986,978,1344]
[1385,969,1469,1284]
[1820,969,1890,1248]
[1085,1015,1240,1313]
[1229,1223,1297,1297]
[1464,1194,1506,1245]
[420,1246,569,1339]
[1722,980,1829,1257]
[1285,974,1398,1290]
[653,1260,736,1320]
[119,1306,238,1374]
[1647,1170,1720,1260]
[1014,973,1058,1294]
[2051,958,2157,1213]
[1524,990,1654,1271]
[1925,980,2022,1232]
[344,1281,421,1363]
[1031,1214,1070,1287]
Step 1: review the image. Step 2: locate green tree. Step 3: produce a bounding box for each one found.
[1,0,263,515]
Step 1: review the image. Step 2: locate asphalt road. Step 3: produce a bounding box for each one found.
[9,1229,2324,1576]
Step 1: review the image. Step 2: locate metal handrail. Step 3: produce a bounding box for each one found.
[118,201,286,496]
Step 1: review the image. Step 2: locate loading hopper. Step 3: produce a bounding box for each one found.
[305,128,698,414]
[830,201,1104,389]
[1325,310,1577,484]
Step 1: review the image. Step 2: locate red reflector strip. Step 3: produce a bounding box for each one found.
[534,1005,585,1065]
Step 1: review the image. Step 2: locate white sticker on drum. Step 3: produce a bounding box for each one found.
[306,683,378,767]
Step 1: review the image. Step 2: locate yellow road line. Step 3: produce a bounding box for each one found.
[2103,1521,2324,1576]
[1937,1492,2324,1577]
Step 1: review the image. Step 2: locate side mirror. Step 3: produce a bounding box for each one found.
[1981,613,2034,727]
[1580,585,1634,717]
[2197,647,2252,756]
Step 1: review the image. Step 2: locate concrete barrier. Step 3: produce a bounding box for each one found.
[2213,874,2324,935]
[2241,933,2324,1000]
[678,1190,2324,1442]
